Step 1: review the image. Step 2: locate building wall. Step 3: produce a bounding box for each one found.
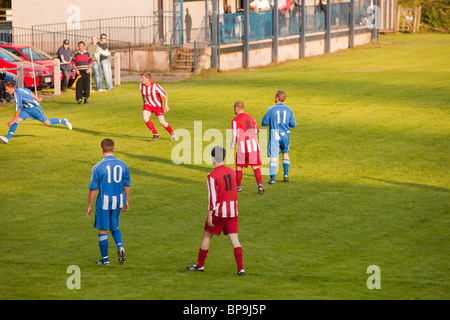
[12,0,172,29]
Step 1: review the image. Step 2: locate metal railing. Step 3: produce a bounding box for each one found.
[31,15,180,47]
[193,16,212,73]
[216,1,373,45]
[1,53,121,96]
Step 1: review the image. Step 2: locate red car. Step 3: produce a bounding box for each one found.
[0,47,53,89]
[0,44,78,86]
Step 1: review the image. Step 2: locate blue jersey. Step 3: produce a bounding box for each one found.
[14,88,41,112]
[89,155,131,211]
[261,103,296,136]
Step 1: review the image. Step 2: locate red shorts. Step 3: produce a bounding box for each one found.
[236,150,261,168]
[143,104,164,116]
[204,215,239,235]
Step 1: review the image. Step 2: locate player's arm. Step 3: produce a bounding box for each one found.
[7,94,22,127]
[261,111,270,127]
[230,120,237,150]
[207,176,215,227]
[86,189,97,218]
[30,91,42,103]
[163,93,169,112]
[122,186,130,212]
[207,210,214,228]
[289,110,297,128]
[7,110,21,127]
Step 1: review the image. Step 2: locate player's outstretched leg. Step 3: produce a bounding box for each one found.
[0,121,19,144]
[157,115,177,141]
[47,118,72,130]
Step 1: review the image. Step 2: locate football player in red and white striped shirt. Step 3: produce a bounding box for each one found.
[187,146,245,275]
[139,73,177,141]
[230,101,264,195]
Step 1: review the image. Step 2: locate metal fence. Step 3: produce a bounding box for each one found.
[31,15,181,47]
[218,1,373,45]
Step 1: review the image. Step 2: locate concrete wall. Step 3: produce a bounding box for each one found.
[200,27,372,72]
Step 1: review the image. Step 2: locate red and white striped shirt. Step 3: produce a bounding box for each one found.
[207,165,238,218]
[231,112,260,154]
[140,82,167,108]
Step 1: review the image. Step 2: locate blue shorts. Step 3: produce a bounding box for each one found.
[268,133,290,158]
[18,107,48,123]
[94,207,121,231]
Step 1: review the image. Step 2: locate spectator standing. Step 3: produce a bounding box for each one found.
[98,34,113,91]
[87,36,105,92]
[57,40,72,92]
[71,41,93,104]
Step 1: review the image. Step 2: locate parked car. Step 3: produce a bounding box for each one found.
[0,44,77,85]
[0,47,53,89]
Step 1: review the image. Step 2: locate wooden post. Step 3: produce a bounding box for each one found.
[17,62,24,88]
[114,52,121,86]
[243,0,249,69]
[395,5,401,33]
[273,0,279,64]
[53,59,61,95]
[300,0,306,58]
[325,0,331,54]
[349,0,355,48]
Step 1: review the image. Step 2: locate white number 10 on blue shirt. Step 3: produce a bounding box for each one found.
[106,165,123,183]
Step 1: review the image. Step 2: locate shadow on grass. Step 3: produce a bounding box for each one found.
[362,176,450,193]
[116,151,211,173]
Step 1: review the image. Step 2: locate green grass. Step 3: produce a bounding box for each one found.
[0,33,449,300]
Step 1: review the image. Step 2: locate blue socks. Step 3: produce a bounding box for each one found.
[49,118,66,125]
[6,122,18,140]
[283,159,290,175]
[111,229,123,250]
[269,161,277,176]
[98,230,124,263]
[98,234,109,263]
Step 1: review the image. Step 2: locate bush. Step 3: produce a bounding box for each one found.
[399,0,450,32]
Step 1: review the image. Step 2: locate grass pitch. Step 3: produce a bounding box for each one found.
[0,33,449,300]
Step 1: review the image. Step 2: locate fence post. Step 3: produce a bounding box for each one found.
[325,0,331,54]
[300,0,306,59]
[17,62,24,88]
[54,59,61,95]
[114,52,121,86]
[272,0,279,64]
[211,0,218,71]
[349,0,355,48]
[243,0,249,69]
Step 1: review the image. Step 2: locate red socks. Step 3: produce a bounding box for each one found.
[234,247,244,272]
[253,167,263,186]
[164,124,175,135]
[196,248,208,269]
[236,170,243,187]
[145,120,158,134]
[197,247,244,272]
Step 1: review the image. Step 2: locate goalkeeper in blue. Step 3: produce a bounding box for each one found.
[86,138,131,266]
[261,91,296,184]
[0,82,72,144]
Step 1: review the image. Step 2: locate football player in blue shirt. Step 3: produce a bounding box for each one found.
[86,138,131,265]
[0,82,72,144]
[261,91,296,184]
